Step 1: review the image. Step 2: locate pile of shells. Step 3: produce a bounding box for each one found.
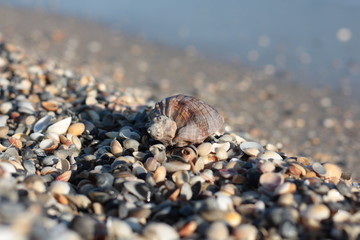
[0,40,360,240]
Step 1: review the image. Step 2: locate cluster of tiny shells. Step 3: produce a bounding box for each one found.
[0,41,360,240]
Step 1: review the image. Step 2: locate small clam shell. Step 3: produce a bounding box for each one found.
[297,157,311,165]
[8,159,24,170]
[41,101,59,111]
[0,162,17,176]
[55,159,71,171]
[110,139,123,157]
[179,221,197,238]
[312,162,327,176]
[56,170,72,182]
[193,157,205,172]
[288,163,307,177]
[132,161,148,176]
[59,135,72,146]
[302,204,330,221]
[45,132,60,142]
[0,102,12,114]
[71,135,82,150]
[123,139,140,152]
[333,210,351,223]
[234,224,258,240]
[154,166,167,183]
[143,223,179,240]
[41,166,58,175]
[163,161,191,172]
[46,117,72,135]
[240,141,264,157]
[259,161,275,173]
[33,115,53,133]
[0,115,9,127]
[150,144,166,163]
[8,137,22,149]
[180,182,192,201]
[258,151,283,162]
[119,127,140,141]
[211,142,230,153]
[274,182,297,195]
[206,222,229,240]
[123,181,151,201]
[145,157,158,172]
[259,172,284,191]
[133,151,146,160]
[224,211,242,227]
[0,126,9,138]
[181,146,198,162]
[323,163,342,184]
[172,170,190,186]
[30,132,44,141]
[67,122,85,136]
[39,139,59,152]
[197,142,212,156]
[49,181,71,195]
[215,148,228,160]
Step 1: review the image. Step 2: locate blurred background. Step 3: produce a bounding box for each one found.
[0,0,359,177]
[1,0,359,94]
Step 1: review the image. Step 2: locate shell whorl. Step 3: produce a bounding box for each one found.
[149,95,224,146]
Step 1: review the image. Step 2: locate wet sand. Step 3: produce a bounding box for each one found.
[0,5,359,179]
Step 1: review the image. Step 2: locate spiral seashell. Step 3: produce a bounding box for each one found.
[147,95,224,147]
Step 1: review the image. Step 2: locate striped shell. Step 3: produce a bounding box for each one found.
[148,95,224,147]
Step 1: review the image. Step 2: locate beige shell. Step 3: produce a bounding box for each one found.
[147,95,224,147]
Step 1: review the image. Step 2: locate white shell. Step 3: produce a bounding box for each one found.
[240,141,264,157]
[47,117,72,135]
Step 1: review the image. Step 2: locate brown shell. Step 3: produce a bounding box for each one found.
[150,94,224,146]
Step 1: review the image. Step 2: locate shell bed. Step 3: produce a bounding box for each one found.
[0,40,360,240]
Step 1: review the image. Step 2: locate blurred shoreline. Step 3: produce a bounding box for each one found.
[0,5,359,178]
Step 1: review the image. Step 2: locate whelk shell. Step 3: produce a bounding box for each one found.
[147,94,224,147]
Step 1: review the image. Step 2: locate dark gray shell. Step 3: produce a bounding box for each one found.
[149,94,224,146]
